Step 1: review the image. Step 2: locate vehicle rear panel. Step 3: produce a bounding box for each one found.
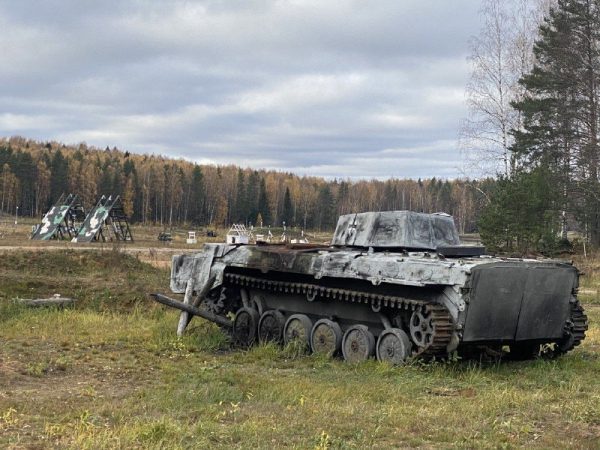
[463,262,576,342]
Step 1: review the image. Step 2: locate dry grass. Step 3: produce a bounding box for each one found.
[1,250,599,449]
[0,220,333,271]
[573,253,600,305]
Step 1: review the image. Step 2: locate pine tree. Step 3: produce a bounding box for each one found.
[189,165,205,225]
[112,160,124,196]
[122,175,135,218]
[98,160,113,196]
[34,160,50,216]
[282,187,293,226]
[337,181,351,214]
[511,0,600,244]
[50,150,68,202]
[1,163,19,213]
[246,171,260,224]
[316,185,337,230]
[257,178,271,226]
[233,169,246,223]
[479,166,559,253]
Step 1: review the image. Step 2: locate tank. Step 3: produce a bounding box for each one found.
[152,211,588,363]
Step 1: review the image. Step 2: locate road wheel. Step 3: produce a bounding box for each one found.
[310,319,342,356]
[258,310,286,344]
[376,328,411,364]
[342,324,375,363]
[283,314,313,349]
[233,306,259,347]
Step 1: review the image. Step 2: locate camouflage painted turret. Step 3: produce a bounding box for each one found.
[153,211,588,363]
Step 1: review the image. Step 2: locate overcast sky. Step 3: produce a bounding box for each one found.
[0,0,482,179]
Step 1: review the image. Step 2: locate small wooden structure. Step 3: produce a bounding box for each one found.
[226,224,252,244]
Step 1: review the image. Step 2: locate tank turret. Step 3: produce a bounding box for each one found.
[331,211,460,249]
[331,211,484,256]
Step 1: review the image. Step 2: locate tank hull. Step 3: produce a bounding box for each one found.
[162,241,586,361]
[157,210,587,362]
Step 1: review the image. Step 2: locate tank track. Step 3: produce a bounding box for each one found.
[560,299,588,354]
[224,273,454,357]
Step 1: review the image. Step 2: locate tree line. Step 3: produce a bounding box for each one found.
[464,0,600,252]
[0,136,492,232]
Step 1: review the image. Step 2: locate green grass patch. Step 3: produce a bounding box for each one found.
[1,251,599,448]
[0,249,168,312]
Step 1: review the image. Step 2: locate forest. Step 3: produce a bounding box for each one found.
[0,136,492,232]
[463,0,600,251]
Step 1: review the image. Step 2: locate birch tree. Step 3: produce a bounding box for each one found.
[460,0,555,176]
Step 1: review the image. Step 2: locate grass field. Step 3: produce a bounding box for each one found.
[0,218,332,249]
[1,250,600,449]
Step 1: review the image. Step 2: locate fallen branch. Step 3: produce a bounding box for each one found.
[15,296,77,308]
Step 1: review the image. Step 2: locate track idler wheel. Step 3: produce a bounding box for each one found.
[283,314,313,349]
[310,319,342,356]
[233,306,260,347]
[376,328,412,364]
[342,325,375,363]
[258,310,286,344]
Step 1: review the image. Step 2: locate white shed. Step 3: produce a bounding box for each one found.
[226,224,252,244]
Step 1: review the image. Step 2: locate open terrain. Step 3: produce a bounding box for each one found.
[1,247,600,449]
[0,219,333,269]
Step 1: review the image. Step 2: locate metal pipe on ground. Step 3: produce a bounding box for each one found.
[150,293,233,328]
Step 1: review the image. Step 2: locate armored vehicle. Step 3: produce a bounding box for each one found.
[153,211,588,363]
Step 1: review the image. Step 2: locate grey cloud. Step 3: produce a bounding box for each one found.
[0,0,481,179]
